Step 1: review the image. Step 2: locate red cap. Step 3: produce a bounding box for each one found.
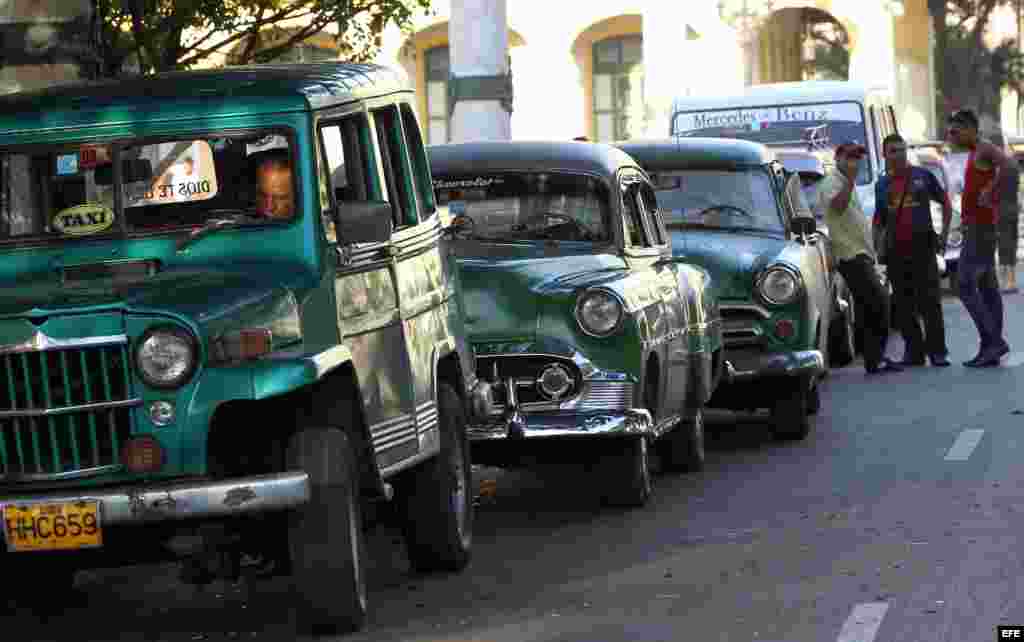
[835,142,867,159]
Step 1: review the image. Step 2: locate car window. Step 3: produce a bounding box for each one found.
[651,167,785,233]
[400,103,436,219]
[638,182,666,245]
[433,172,611,243]
[0,132,298,242]
[372,105,418,229]
[620,179,648,247]
[320,114,381,243]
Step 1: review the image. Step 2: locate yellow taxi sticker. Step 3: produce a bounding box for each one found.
[52,203,115,236]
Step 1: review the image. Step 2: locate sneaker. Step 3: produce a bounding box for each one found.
[899,355,926,366]
[929,354,951,367]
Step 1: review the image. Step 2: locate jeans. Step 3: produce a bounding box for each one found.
[958,224,1007,351]
[837,254,890,370]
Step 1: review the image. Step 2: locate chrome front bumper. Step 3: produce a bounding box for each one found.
[467,408,653,441]
[0,471,310,527]
[724,349,825,384]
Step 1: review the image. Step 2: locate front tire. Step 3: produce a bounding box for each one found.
[286,428,367,635]
[656,407,706,473]
[396,383,473,574]
[601,435,652,507]
[770,376,813,441]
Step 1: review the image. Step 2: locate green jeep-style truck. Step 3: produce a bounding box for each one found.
[0,63,492,635]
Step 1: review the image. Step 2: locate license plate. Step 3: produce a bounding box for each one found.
[2,500,103,552]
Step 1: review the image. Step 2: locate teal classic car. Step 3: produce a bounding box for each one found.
[0,63,493,634]
[616,138,849,440]
[428,141,725,507]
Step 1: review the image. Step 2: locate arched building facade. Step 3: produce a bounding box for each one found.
[370,0,944,142]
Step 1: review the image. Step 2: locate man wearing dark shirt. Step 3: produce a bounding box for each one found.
[874,133,953,367]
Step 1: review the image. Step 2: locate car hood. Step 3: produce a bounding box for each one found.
[455,244,626,343]
[669,228,790,300]
[0,262,312,338]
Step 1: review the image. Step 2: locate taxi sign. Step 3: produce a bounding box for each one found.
[52,203,116,236]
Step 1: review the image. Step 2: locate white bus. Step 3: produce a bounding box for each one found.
[670,81,900,218]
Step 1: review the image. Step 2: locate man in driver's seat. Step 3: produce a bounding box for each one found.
[253,150,295,219]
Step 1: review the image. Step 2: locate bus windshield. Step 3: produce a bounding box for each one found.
[671,101,872,185]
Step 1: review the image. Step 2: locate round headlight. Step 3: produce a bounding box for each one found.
[575,289,624,337]
[758,267,800,305]
[135,327,197,389]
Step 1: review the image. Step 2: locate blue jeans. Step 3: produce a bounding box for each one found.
[958,224,1007,351]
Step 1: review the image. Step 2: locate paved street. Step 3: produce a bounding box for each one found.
[8,283,1024,642]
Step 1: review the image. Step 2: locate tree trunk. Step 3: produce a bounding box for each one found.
[928,0,948,128]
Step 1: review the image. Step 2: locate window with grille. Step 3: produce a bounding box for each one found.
[592,36,645,142]
[425,46,450,144]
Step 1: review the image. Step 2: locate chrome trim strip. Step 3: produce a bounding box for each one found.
[0,333,127,355]
[0,464,122,484]
[374,432,418,451]
[371,414,413,431]
[373,419,417,440]
[0,397,141,419]
[0,472,310,526]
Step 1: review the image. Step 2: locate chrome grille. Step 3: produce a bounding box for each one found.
[0,341,140,481]
[720,305,768,347]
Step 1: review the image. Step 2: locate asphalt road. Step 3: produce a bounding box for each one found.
[8,284,1024,642]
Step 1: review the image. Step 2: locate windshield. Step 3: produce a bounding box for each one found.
[650,168,784,233]
[671,101,872,185]
[432,172,611,242]
[0,131,295,244]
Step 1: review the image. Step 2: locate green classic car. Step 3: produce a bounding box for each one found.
[428,141,724,507]
[0,63,493,634]
[616,138,849,440]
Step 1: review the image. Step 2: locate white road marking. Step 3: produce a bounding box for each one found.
[836,603,889,642]
[944,429,986,461]
[1003,352,1024,367]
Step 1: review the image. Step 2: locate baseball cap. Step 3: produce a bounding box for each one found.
[835,141,867,159]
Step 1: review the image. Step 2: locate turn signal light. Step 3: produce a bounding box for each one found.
[774,319,796,340]
[213,328,273,363]
[122,435,164,473]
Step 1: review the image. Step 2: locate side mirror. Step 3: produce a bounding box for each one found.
[791,216,816,237]
[94,159,154,185]
[336,200,394,245]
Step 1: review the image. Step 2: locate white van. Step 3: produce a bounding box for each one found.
[670,81,900,218]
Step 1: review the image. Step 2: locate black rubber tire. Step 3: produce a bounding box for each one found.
[656,407,706,473]
[601,435,652,507]
[828,295,856,368]
[770,376,813,441]
[286,428,367,635]
[806,379,822,415]
[397,383,473,574]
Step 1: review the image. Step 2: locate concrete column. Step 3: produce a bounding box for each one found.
[449,0,511,142]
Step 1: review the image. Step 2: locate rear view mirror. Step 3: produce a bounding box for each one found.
[336,200,394,245]
[791,216,816,237]
[94,159,154,185]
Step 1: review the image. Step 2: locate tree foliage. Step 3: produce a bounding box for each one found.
[91,0,433,77]
[929,0,1024,138]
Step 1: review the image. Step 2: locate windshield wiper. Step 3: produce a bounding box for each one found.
[175,211,266,253]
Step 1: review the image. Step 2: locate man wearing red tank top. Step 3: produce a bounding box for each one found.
[947,109,1014,366]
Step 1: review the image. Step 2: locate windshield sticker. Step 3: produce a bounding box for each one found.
[52,203,115,236]
[433,177,505,189]
[674,103,863,134]
[56,153,78,176]
[79,145,110,170]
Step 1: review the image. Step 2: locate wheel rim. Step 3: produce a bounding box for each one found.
[449,431,469,542]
